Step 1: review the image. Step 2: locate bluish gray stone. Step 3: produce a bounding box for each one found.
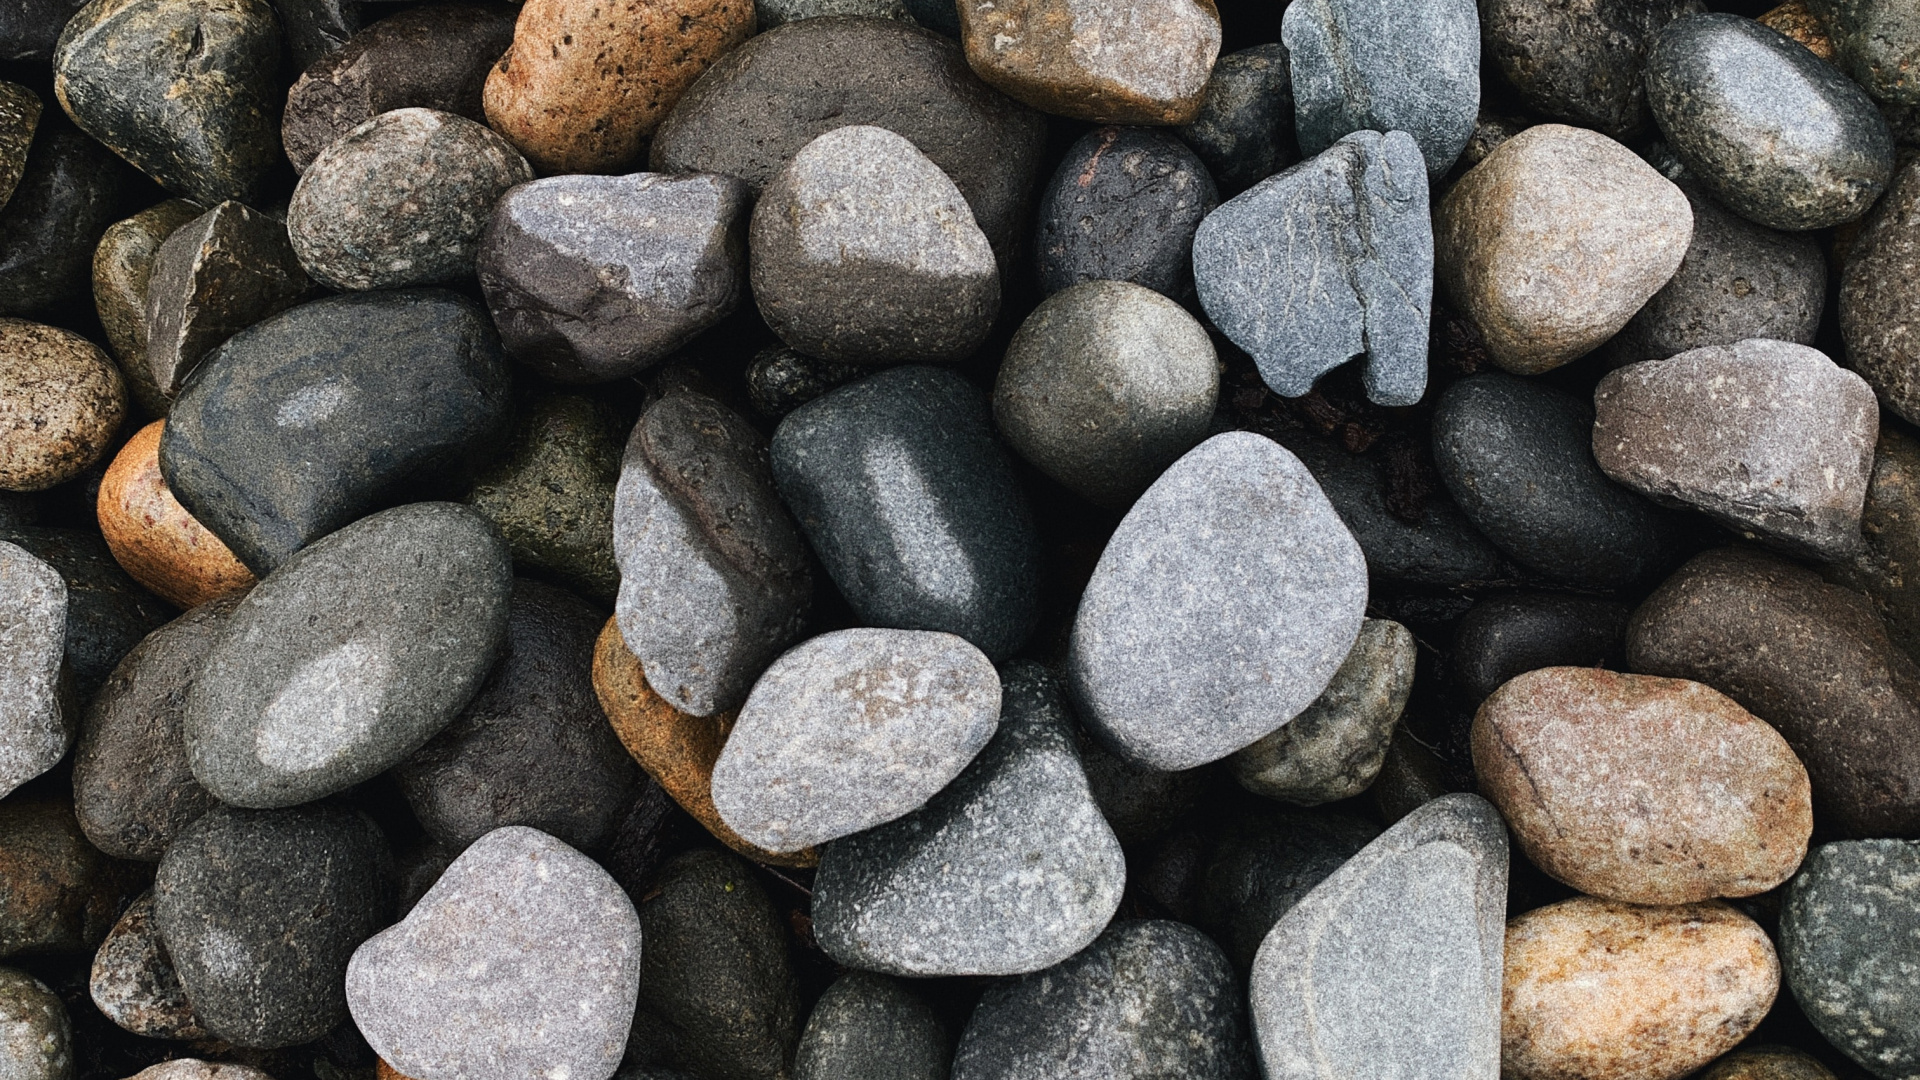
[1176,44,1296,196]
[793,973,948,1080]
[1781,839,1920,1080]
[1282,0,1479,178]
[812,662,1125,977]
[0,541,67,799]
[1032,126,1217,298]
[772,366,1041,659]
[1193,131,1431,407]
[1248,793,1508,1080]
[1068,431,1368,771]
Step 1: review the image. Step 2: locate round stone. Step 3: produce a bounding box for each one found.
[793,973,946,1080]
[1480,0,1704,138]
[0,541,68,800]
[1031,126,1218,298]
[97,421,255,609]
[953,0,1220,124]
[1700,1047,1838,1080]
[0,318,126,492]
[757,0,906,25]
[0,968,70,1080]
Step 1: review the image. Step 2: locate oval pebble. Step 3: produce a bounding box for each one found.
[0,318,126,492]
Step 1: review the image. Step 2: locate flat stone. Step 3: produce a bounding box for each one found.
[1176,44,1295,196]
[145,200,312,401]
[283,3,517,172]
[1480,0,1703,138]
[1628,545,1920,837]
[710,627,1000,853]
[0,542,67,799]
[464,391,621,605]
[1436,123,1692,374]
[758,0,906,26]
[1195,806,1381,973]
[1068,431,1368,770]
[0,318,126,492]
[0,527,171,699]
[1032,126,1217,298]
[2,0,89,59]
[0,798,147,958]
[794,973,946,1080]
[1502,897,1779,1080]
[992,280,1218,507]
[771,366,1041,658]
[750,125,998,365]
[1647,13,1894,230]
[348,827,642,1080]
[745,347,859,419]
[0,124,137,317]
[52,0,282,204]
[1841,159,1920,424]
[159,289,512,574]
[91,199,204,417]
[0,968,69,1080]
[482,0,753,174]
[97,420,255,610]
[1780,839,1920,1080]
[1701,1047,1840,1080]
[154,803,390,1049]
[478,172,749,383]
[1828,426,1920,662]
[1450,592,1630,704]
[614,389,811,717]
[812,662,1125,976]
[1283,0,1479,177]
[1810,0,1920,105]
[0,82,40,214]
[1249,794,1507,1080]
[88,890,205,1039]
[1195,131,1430,406]
[954,0,1220,124]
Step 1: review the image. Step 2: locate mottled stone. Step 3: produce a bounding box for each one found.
[464,392,621,605]
[0,542,68,799]
[757,0,905,26]
[88,890,205,1039]
[1841,159,1920,425]
[1480,0,1704,138]
[1176,44,1295,195]
[52,0,282,205]
[1195,130,1431,406]
[127,1063,273,1080]
[1069,431,1368,770]
[1436,124,1692,374]
[0,124,136,317]
[1810,0,1920,106]
[348,827,642,1080]
[91,199,203,416]
[0,798,147,957]
[0,968,69,1080]
[1701,1047,1840,1080]
[0,527,171,698]
[1250,794,1507,1080]
[1647,14,1894,230]
[0,82,40,214]
[97,421,253,609]
[1829,426,1920,661]
[793,973,946,1080]
[1032,126,1218,298]
[954,0,1220,124]
[745,347,858,419]
[0,319,126,492]
[1450,593,1630,704]
[1196,806,1381,973]
[145,200,312,400]
[1780,839,1920,1080]
[479,173,748,383]
[1761,2,1837,58]
[1502,898,1779,1080]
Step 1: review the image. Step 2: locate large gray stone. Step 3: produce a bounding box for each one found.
[0,540,67,799]
[793,973,947,1080]
[1781,839,1920,1080]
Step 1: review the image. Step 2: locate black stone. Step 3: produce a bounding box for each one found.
[793,972,948,1080]
[1176,44,1295,196]
[0,0,89,60]
[273,0,362,72]
[1195,806,1380,973]
[745,346,859,420]
[1449,592,1631,705]
[0,122,139,316]
[1033,126,1218,298]
[0,527,171,699]
[1076,730,1206,847]
[1479,0,1704,139]
[903,0,957,36]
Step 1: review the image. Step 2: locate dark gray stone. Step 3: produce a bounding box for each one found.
[1781,839,1920,1080]
[0,527,171,699]
[153,803,390,1049]
[274,0,360,72]
[1809,0,1920,106]
[1842,158,1920,425]
[144,200,313,401]
[793,973,948,1080]
[0,968,69,1080]
[0,797,148,958]
[88,890,206,1039]
[1193,131,1431,407]
[1176,44,1296,196]
[1459,111,1529,171]
[1827,425,1920,663]
[903,0,956,35]
[745,347,860,419]
[812,662,1125,977]
[0,82,39,215]
[1032,126,1217,298]
[1,0,88,60]
[463,391,621,606]
[950,920,1255,1080]
[1197,806,1381,973]
[1076,737,1206,848]
[183,503,512,809]
[1451,593,1631,705]
[1647,13,1895,230]
[159,289,512,574]
[0,540,67,800]
[772,366,1041,659]
[0,123,139,316]
[1480,0,1702,138]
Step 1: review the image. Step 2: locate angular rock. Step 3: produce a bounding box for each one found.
[0,798,147,957]
[0,968,69,1080]
[1841,158,1920,425]
[464,392,621,605]
[1780,839,1920,1080]
[1195,806,1381,973]
[710,628,1000,853]
[1810,0,1920,106]
[812,662,1125,976]
[1194,130,1431,406]
[97,420,255,610]
[1450,592,1631,705]
[348,827,642,1080]
[0,82,40,214]
[0,527,171,699]
[0,318,126,492]
[1829,425,1920,661]
[1069,431,1368,771]
[88,890,205,1039]
[745,348,858,420]
[478,172,749,383]
[0,123,137,317]
[0,542,68,800]
[954,0,1220,124]
[1032,126,1218,298]
[1249,794,1507,1080]
[793,973,946,1080]
[144,200,312,401]
[1176,44,1295,196]
[91,198,204,416]
[1480,0,1703,138]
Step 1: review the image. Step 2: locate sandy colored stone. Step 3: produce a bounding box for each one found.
[483,0,755,174]
[91,199,203,418]
[97,421,254,609]
[1700,1046,1839,1080]
[1759,2,1837,60]
[0,319,126,492]
[125,1062,273,1080]
[591,616,815,868]
[956,0,1221,124]
[1473,667,1812,905]
[1502,897,1779,1080]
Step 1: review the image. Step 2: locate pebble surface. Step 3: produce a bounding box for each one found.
[954,0,1221,124]
[96,421,255,609]
[1780,839,1920,1080]
[0,318,126,493]
[0,540,68,799]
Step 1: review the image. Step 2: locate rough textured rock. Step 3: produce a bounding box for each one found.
[1175,43,1295,195]
[0,968,70,1080]
[88,890,205,1039]
[1480,0,1704,138]
[1436,124,1692,374]
[1032,126,1217,298]
[1249,794,1508,1080]
[1780,839,1920,1080]
[0,541,68,800]
[0,123,136,317]
[144,200,311,401]
[1701,1047,1841,1080]
[1450,592,1631,705]
[793,973,947,1080]
[758,0,905,25]
[348,827,642,1080]
[1811,0,1920,106]
[1195,130,1431,406]
[1071,431,1368,770]
[1841,158,1920,425]
[97,421,255,609]
[463,391,621,605]
[0,318,126,492]
[275,0,360,76]
[1502,898,1780,1080]
[0,798,147,957]
[0,527,171,699]
[812,662,1124,977]
[479,172,749,383]
[1195,806,1381,973]
[954,0,1220,124]
[0,82,41,214]
[745,348,859,419]
[1647,13,1894,230]
[91,198,202,416]
[3,0,89,60]
[1829,425,1920,662]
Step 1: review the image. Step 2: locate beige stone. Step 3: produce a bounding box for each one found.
[0,318,126,492]
[956,0,1221,124]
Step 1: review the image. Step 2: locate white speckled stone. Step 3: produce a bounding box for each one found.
[0,967,70,1080]
[0,540,68,798]
[125,1061,274,1080]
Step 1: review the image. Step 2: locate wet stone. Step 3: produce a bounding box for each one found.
[464,391,621,605]
[0,527,171,699]
[1450,592,1631,705]
[0,798,148,958]
[1176,44,1296,196]
[0,541,68,800]
[97,421,255,610]
[0,319,126,493]
[744,347,859,420]
[91,199,204,417]
[954,0,1221,125]
[1032,126,1218,298]
[1780,839,1920,1080]
[1841,158,1920,425]
[144,200,312,401]
[0,123,137,317]
[1480,0,1704,138]
[1195,806,1381,973]
[0,968,70,1080]
[793,973,947,1080]
[88,890,206,1040]
[0,82,40,214]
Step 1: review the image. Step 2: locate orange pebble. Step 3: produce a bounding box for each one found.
[97,420,255,608]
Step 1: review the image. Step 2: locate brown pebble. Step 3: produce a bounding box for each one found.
[1758,2,1836,61]
[0,318,127,492]
[0,797,149,957]
[1700,1046,1839,1080]
[956,0,1221,124]
[96,421,254,609]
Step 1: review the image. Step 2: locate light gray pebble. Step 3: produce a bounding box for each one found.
[0,967,70,1080]
[0,540,68,799]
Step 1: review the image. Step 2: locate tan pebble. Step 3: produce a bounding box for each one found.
[126,1060,275,1080]
[1699,1045,1839,1080]
[956,0,1221,124]
[0,318,126,492]
[97,421,254,609]
[1758,2,1836,61]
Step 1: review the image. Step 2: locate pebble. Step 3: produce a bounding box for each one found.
[3,0,88,60]
[91,199,204,416]
[1830,425,1920,661]
[750,125,998,365]
[482,0,753,174]
[1431,373,1683,589]
[1701,1047,1840,1080]
[1175,43,1295,196]
[282,3,518,173]
[478,172,749,383]
[52,0,282,204]
[954,0,1221,124]
[1077,734,1205,846]
[1283,0,1480,177]
[613,389,812,717]
[88,890,205,1039]
[348,826,642,1080]
[950,920,1254,1080]
[1195,806,1381,972]
[1812,0,1920,105]
[710,627,1000,853]
[1628,546,1920,837]
[0,797,147,956]
[758,0,905,26]
[159,289,512,574]
[395,581,641,852]
[144,200,312,401]
[277,0,359,73]
[793,972,947,1080]
[0,318,126,492]
[1841,158,1920,424]
[154,803,391,1049]
[96,421,255,609]
[1230,618,1415,806]
[771,366,1041,658]
[0,527,171,698]
[0,968,70,1080]
[1780,839,1920,1080]
[745,347,859,419]
[1479,0,1704,138]
[991,279,1218,507]
[1068,431,1369,770]
[1436,124,1692,374]
[1032,126,1218,298]
[1646,13,1894,230]
[126,1063,273,1080]
[464,391,621,605]
[1250,794,1508,1080]
[0,541,68,799]
[1450,593,1630,704]
[1194,130,1432,407]
[1501,897,1780,1080]
[0,82,40,213]
[812,662,1125,976]
[288,108,533,292]
[1761,2,1837,59]
[0,124,135,317]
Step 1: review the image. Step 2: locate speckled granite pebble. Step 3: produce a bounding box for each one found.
[0,318,127,492]
[1480,0,1703,138]
[1810,0,1920,106]
[0,968,70,1080]
[1780,839,1920,1080]
[0,541,68,800]
[954,0,1221,124]
[88,890,205,1039]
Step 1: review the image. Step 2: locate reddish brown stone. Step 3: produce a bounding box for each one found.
[0,798,148,958]
[956,0,1221,124]
[96,421,254,610]
[0,318,126,492]
[1758,3,1836,61]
